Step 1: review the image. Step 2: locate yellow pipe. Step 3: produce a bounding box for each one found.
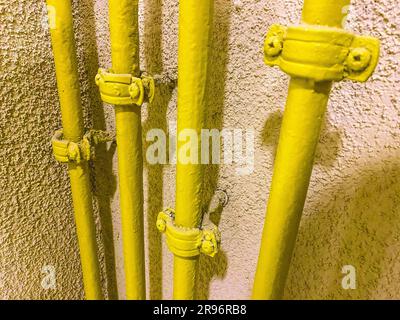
[174,0,213,299]
[109,0,146,299]
[46,0,103,300]
[253,0,351,299]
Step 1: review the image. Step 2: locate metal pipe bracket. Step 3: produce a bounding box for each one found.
[156,209,221,258]
[95,68,155,106]
[52,129,115,164]
[264,24,380,82]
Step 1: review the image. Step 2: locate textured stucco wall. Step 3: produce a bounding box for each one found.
[1,0,399,299]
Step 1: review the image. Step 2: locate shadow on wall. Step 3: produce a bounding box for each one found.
[76,0,118,300]
[284,157,400,299]
[195,0,233,300]
[142,0,175,300]
[261,110,343,167]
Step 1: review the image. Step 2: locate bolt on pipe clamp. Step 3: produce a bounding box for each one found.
[264,24,380,82]
[156,209,221,258]
[52,129,115,164]
[95,68,155,106]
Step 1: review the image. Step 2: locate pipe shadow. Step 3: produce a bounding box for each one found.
[261,110,342,167]
[75,0,118,300]
[284,156,400,299]
[195,0,232,300]
[143,0,175,300]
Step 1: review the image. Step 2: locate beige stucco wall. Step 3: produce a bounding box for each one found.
[1,0,399,299]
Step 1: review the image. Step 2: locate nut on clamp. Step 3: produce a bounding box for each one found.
[95,68,155,106]
[156,209,221,258]
[264,24,380,82]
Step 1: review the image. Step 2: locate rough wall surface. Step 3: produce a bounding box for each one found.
[0,0,399,299]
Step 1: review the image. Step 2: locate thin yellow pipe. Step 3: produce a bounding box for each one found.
[253,0,350,299]
[46,0,103,300]
[174,0,213,300]
[109,0,146,300]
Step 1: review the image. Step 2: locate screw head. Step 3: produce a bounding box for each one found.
[156,218,166,233]
[129,83,140,99]
[201,240,214,255]
[346,47,371,72]
[204,234,212,241]
[264,35,283,57]
[67,143,80,162]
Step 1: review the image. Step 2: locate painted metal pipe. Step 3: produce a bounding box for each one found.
[253,78,332,299]
[174,0,213,299]
[109,0,146,300]
[253,0,379,299]
[46,0,103,300]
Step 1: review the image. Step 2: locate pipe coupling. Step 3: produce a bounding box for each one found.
[156,209,221,258]
[95,68,155,106]
[264,24,380,82]
[52,129,115,164]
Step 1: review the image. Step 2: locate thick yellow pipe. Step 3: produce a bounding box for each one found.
[109,0,146,299]
[253,0,350,299]
[174,0,213,300]
[46,0,103,300]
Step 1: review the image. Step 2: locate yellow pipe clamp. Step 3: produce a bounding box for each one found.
[157,209,221,259]
[263,24,379,82]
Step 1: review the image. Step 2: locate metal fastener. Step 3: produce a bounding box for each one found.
[346,47,371,72]
[201,239,215,255]
[264,35,283,57]
[129,83,140,99]
[156,217,166,233]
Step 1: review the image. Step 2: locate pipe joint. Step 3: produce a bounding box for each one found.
[264,24,380,82]
[156,209,221,258]
[95,68,155,106]
[52,129,115,164]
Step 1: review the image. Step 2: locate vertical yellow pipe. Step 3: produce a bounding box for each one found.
[46,0,103,300]
[109,0,146,299]
[174,0,213,299]
[253,0,350,300]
